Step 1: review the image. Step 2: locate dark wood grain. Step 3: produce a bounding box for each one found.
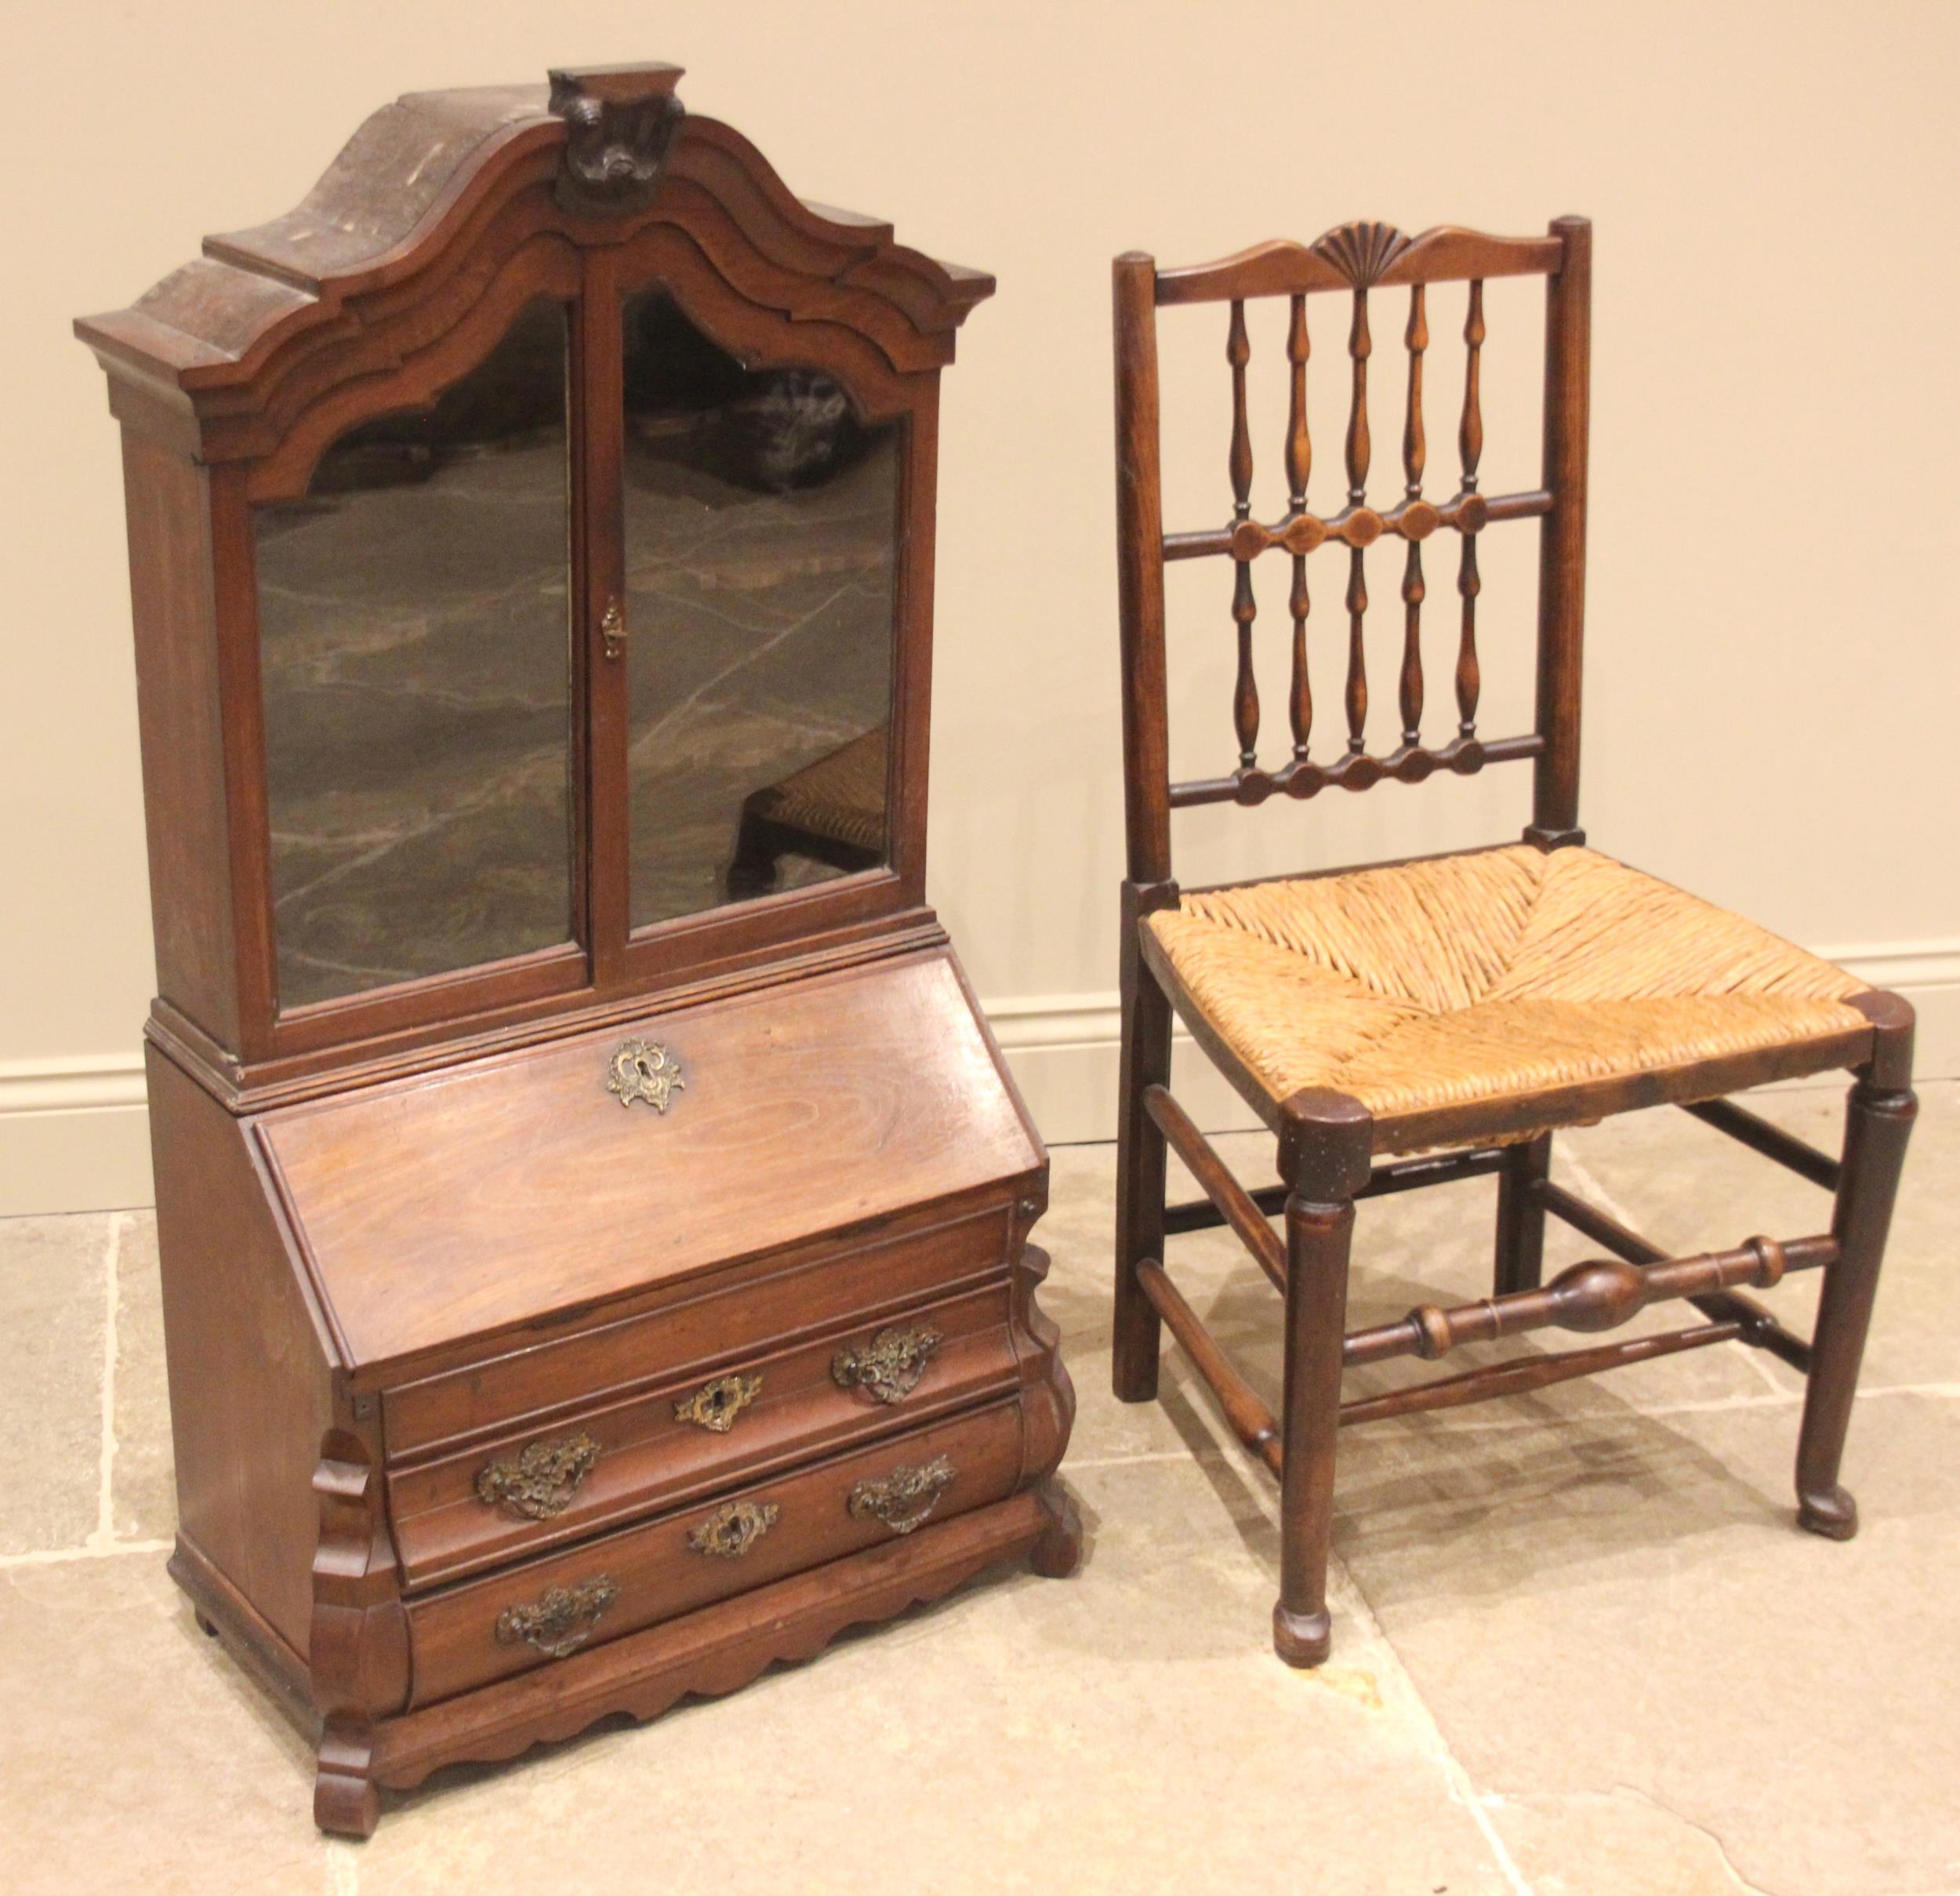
[1143,1082,1286,1288]
[1113,254,1173,884]
[146,1047,335,1653]
[79,71,996,1090]
[85,65,1072,1835]
[262,953,1038,1368]
[407,1401,1025,1706]
[1528,217,1591,847]
[1799,1003,1917,1538]
[1109,214,1915,1673]
[1135,1261,1282,1474]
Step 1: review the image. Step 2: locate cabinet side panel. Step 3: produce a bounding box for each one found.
[122,434,241,1048]
[148,1046,335,1651]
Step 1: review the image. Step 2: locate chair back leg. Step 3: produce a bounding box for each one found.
[1494,1132,1553,1295]
[1113,884,1174,1402]
[1797,1064,1916,1538]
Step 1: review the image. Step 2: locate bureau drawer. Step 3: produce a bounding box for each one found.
[383,1200,1015,1456]
[388,1279,1015,1589]
[405,1399,1025,1707]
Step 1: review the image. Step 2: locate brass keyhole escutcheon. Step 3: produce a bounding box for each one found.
[605,1037,684,1112]
[600,595,626,662]
[674,1371,763,1433]
[688,1499,780,1560]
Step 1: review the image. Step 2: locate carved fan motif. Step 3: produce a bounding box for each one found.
[1311,220,1413,289]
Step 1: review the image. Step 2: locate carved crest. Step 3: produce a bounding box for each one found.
[548,63,686,215]
[606,1037,685,1112]
[1311,220,1413,289]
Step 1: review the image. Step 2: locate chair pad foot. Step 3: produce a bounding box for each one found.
[1272,1603,1331,1668]
[1798,1485,1859,1541]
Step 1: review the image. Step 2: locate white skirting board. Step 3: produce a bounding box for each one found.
[2,942,1956,1216]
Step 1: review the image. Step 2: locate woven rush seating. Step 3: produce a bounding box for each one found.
[1145,844,1872,1153]
[745,725,888,853]
[726,725,887,896]
[1108,216,1918,1673]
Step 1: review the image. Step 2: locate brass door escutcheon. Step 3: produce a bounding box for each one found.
[495,1575,619,1658]
[674,1371,763,1433]
[688,1499,780,1559]
[605,1037,684,1112]
[474,1431,601,1520]
[847,1455,956,1537]
[831,1324,942,1404]
[600,595,626,661]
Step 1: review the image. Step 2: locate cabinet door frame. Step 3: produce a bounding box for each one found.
[594,222,934,996]
[237,236,596,1062]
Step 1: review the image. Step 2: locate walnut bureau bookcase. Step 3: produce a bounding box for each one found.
[76,62,1077,1836]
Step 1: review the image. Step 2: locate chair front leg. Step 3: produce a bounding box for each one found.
[1113,885,1174,1402]
[1274,1186,1355,1665]
[1273,1088,1374,1667]
[1797,1001,1917,1538]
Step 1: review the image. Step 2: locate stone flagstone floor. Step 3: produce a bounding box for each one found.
[2,1083,1955,1895]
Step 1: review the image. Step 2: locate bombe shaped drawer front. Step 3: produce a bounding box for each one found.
[381,1200,1015,1456]
[387,1277,1014,1589]
[405,1399,1026,1708]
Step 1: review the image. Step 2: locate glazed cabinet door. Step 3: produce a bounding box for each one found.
[249,287,588,1019]
[580,249,906,983]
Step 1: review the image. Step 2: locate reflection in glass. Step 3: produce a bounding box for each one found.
[620,291,898,930]
[252,299,575,1009]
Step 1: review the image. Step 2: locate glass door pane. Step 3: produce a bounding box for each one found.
[618,289,898,931]
[252,297,576,1008]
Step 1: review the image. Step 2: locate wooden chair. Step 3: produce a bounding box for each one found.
[726,725,888,897]
[1109,217,1918,1666]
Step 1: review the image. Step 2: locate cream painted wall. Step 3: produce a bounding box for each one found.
[3,1,1956,1211]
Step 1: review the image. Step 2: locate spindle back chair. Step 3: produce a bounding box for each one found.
[1109,216,1917,1667]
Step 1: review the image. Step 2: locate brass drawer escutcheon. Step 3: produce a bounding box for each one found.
[848,1455,956,1537]
[495,1575,619,1658]
[688,1499,780,1559]
[606,1037,684,1112]
[831,1324,942,1404]
[474,1431,601,1520]
[674,1371,763,1433]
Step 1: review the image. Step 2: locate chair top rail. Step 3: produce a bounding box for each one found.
[1153,222,1564,307]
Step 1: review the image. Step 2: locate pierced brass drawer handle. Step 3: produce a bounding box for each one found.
[606,1037,685,1112]
[832,1324,942,1404]
[495,1575,619,1658]
[675,1371,763,1433]
[474,1431,601,1520]
[848,1455,956,1537]
[688,1499,780,1559]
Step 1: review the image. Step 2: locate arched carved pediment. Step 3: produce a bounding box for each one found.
[74,64,993,460]
[548,63,686,214]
